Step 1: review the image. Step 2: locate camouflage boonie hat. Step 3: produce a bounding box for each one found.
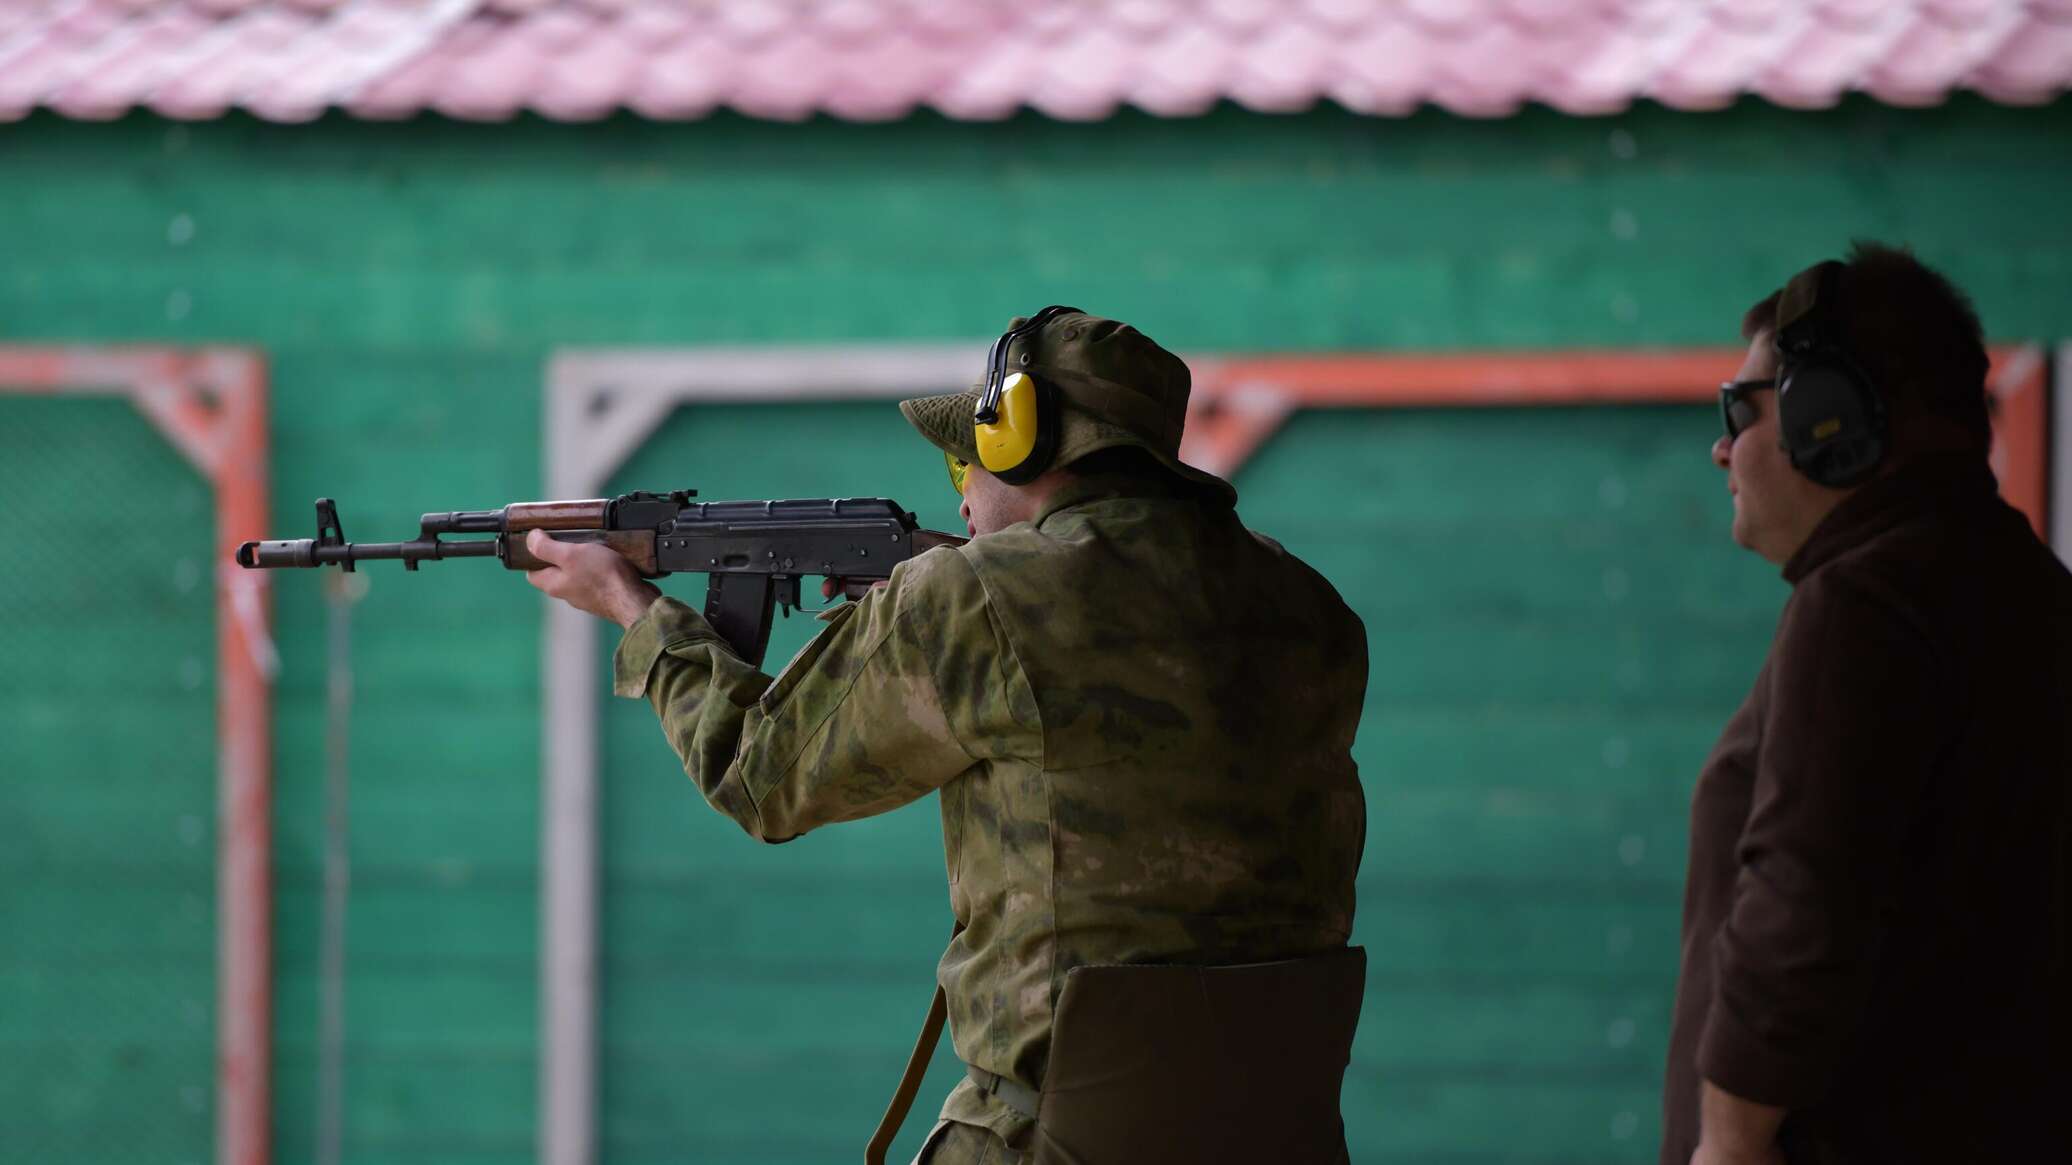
[899,311,1238,507]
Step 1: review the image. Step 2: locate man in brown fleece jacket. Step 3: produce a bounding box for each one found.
[1660,243,2072,1165]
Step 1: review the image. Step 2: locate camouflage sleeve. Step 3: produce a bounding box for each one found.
[611,549,986,842]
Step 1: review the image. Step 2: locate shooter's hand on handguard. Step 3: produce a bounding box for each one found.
[525,528,662,629]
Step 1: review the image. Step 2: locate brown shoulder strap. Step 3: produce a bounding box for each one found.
[867,922,963,1165]
[866,983,947,1165]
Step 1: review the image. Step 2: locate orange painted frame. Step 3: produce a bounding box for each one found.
[0,346,273,1165]
[1181,346,2051,537]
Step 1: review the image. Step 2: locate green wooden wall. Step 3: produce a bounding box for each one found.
[1,96,2066,1165]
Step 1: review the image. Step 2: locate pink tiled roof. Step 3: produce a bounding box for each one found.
[1,0,2067,125]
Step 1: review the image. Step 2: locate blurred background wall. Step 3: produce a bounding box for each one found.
[3,4,2070,1164]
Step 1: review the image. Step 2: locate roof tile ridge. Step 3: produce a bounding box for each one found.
[1703,0,1792,35]
[1230,17,1335,113]
[1915,0,2002,26]
[1867,2,2024,96]
[1649,1,1814,109]
[142,4,314,118]
[0,0,95,83]
[1756,0,1917,107]
[1811,0,1914,34]
[331,0,483,103]
[42,2,204,117]
[1492,0,1621,36]
[50,3,223,116]
[1969,4,2072,99]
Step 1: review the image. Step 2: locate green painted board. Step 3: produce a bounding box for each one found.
[0,95,2066,1164]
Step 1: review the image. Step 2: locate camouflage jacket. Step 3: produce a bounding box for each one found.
[614,472,1369,1143]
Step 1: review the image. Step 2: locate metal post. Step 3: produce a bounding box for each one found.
[317,570,365,1165]
[2054,344,2070,565]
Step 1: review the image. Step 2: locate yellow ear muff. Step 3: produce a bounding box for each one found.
[975,371,1043,475]
[972,306,1077,485]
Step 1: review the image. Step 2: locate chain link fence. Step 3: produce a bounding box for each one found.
[0,395,218,1165]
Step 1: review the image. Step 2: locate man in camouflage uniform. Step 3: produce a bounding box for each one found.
[527,310,1369,1163]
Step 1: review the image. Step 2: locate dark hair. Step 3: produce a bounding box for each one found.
[1741,241,1991,448]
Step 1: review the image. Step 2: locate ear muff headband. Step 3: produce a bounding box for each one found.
[974,305,1081,485]
[1773,262,1887,488]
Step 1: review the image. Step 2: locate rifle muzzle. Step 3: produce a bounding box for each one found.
[237,539,317,568]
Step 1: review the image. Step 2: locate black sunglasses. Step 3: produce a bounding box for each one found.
[1719,378,1778,441]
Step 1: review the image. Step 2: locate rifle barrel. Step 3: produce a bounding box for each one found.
[236,537,500,569]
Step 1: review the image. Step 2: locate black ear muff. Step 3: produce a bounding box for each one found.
[973,305,1080,485]
[1774,261,1887,488]
[1778,361,1887,488]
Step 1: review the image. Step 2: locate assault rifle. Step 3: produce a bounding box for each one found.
[236,492,965,665]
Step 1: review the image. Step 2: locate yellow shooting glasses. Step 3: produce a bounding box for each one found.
[944,452,969,495]
[972,305,1081,485]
